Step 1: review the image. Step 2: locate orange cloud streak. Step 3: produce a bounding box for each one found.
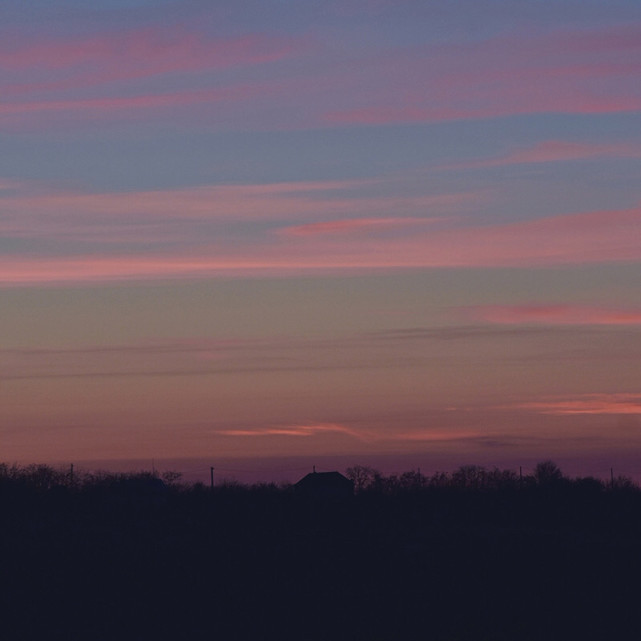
[216,423,483,444]
[515,394,641,416]
[217,423,364,438]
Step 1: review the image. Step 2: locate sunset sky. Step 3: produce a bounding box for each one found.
[2,0,640,482]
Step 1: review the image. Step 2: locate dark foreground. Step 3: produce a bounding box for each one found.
[2,464,641,640]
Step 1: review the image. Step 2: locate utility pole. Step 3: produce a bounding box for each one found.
[210,466,215,489]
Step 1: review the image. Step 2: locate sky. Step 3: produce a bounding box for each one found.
[2,0,641,483]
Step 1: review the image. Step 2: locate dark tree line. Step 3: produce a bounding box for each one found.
[346,460,639,493]
[3,459,637,495]
[2,461,641,641]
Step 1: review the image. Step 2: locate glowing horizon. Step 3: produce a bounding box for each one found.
[2,0,640,479]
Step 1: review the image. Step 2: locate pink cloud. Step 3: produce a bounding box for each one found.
[0,27,305,129]
[325,25,641,124]
[2,206,640,286]
[0,256,286,286]
[0,180,474,240]
[531,24,641,56]
[325,96,641,126]
[0,84,261,118]
[466,305,641,326]
[281,217,445,236]
[447,140,641,169]
[0,179,25,191]
[0,178,363,220]
[3,23,640,130]
[275,206,641,270]
[515,394,641,416]
[1,28,302,89]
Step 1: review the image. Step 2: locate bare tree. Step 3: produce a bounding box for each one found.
[345,465,380,493]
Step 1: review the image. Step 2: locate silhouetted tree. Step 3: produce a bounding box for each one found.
[484,466,519,490]
[611,474,637,491]
[161,470,183,486]
[345,465,380,493]
[452,464,487,489]
[398,469,426,491]
[533,460,564,486]
[572,476,604,493]
[428,470,450,488]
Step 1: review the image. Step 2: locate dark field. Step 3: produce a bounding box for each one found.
[2,463,641,640]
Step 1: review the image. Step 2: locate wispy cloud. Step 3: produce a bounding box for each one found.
[444,140,641,170]
[514,394,641,416]
[0,333,421,381]
[1,28,302,92]
[368,325,554,342]
[325,25,641,125]
[0,178,25,191]
[280,216,446,237]
[0,179,475,246]
[2,205,640,285]
[217,423,364,438]
[3,23,640,130]
[466,305,641,326]
[389,429,485,442]
[0,85,261,118]
[0,26,308,130]
[0,178,374,222]
[325,91,641,127]
[216,422,485,445]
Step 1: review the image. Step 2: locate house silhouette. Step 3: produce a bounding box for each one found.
[294,470,354,499]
